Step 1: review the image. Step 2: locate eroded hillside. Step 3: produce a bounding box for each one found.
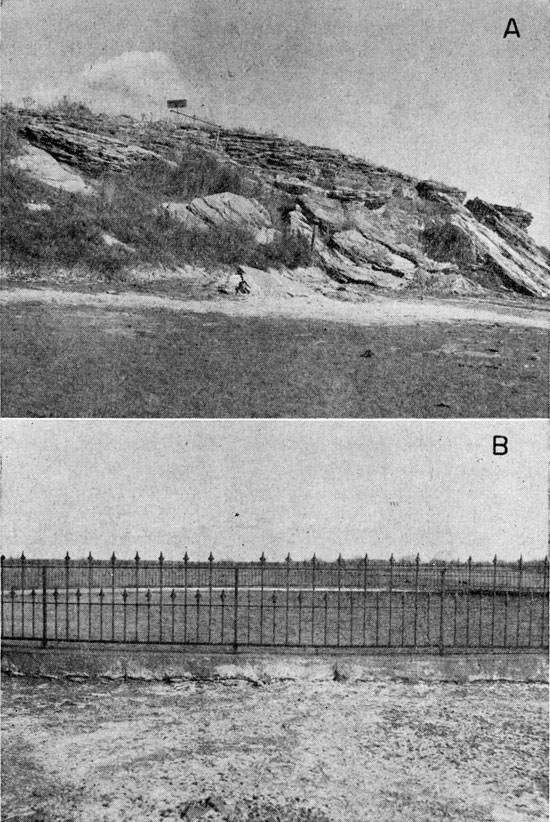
[3,105,550,299]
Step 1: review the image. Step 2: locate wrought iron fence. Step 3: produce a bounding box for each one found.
[1,554,548,653]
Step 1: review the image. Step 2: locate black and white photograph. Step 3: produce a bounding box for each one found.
[1,419,549,820]
[1,2,549,822]
[0,0,548,417]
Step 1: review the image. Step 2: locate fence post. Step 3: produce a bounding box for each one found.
[0,555,4,639]
[233,565,239,653]
[439,566,446,655]
[42,565,48,648]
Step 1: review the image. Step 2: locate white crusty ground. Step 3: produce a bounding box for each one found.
[1,677,548,822]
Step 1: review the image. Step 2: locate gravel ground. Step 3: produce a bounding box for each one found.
[1,677,548,822]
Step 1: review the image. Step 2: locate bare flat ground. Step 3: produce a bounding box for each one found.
[1,284,548,417]
[1,676,548,822]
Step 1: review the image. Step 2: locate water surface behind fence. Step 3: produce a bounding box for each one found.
[2,554,548,653]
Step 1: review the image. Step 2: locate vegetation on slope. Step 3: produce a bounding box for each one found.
[0,105,312,279]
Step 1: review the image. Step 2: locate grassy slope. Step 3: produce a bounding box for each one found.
[1,106,311,277]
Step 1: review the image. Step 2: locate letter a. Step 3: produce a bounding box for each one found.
[503,18,520,38]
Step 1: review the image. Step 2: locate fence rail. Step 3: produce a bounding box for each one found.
[1,554,548,653]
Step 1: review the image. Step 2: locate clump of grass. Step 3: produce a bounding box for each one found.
[421,220,477,265]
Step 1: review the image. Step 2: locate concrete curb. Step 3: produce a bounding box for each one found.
[1,644,548,684]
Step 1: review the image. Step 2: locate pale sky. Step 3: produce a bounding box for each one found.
[1,420,547,562]
[1,0,549,244]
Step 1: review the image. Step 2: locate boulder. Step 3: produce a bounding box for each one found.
[11,145,95,195]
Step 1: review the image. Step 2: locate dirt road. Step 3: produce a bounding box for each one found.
[1,677,548,822]
[1,285,548,329]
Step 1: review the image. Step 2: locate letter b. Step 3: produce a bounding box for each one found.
[493,435,508,456]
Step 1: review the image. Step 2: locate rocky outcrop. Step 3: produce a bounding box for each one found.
[11,144,95,195]
[21,119,175,177]
[6,108,550,298]
[489,204,533,230]
[163,192,276,244]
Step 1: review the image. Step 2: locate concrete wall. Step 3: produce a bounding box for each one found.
[2,642,547,684]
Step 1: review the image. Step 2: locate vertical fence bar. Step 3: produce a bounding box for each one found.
[400,593,405,646]
[159,552,164,643]
[0,555,4,640]
[311,555,316,646]
[122,589,128,642]
[170,588,176,643]
[439,567,446,655]
[285,554,291,646]
[183,553,189,643]
[111,553,116,642]
[528,591,534,647]
[491,555,497,646]
[134,553,140,642]
[233,566,239,653]
[20,553,26,638]
[10,587,15,636]
[259,553,266,645]
[477,590,483,648]
[426,592,431,645]
[541,557,549,648]
[516,556,523,647]
[220,590,226,644]
[246,589,251,644]
[362,554,368,646]
[146,588,151,642]
[65,552,70,641]
[53,587,59,641]
[88,553,93,641]
[195,589,201,643]
[465,557,472,647]
[207,553,213,644]
[349,589,354,645]
[375,590,380,646]
[388,554,394,646]
[297,591,303,645]
[453,592,458,647]
[502,591,509,647]
[76,588,81,640]
[323,591,328,646]
[413,554,419,648]
[42,565,48,648]
[99,589,104,641]
[272,592,277,644]
[31,588,36,639]
[336,555,342,647]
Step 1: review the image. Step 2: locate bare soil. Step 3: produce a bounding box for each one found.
[1,676,548,822]
[1,285,548,417]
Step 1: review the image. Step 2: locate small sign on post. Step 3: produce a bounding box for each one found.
[167,99,188,110]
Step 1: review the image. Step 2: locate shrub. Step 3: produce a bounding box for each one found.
[421,220,477,265]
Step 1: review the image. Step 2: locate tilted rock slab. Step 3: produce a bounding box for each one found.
[11,144,95,195]
[164,192,277,244]
[21,120,176,177]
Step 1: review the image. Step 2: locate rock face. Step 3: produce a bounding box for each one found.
[163,192,276,244]
[6,108,550,298]
[11,145,95,195]
[20,118,175,177]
